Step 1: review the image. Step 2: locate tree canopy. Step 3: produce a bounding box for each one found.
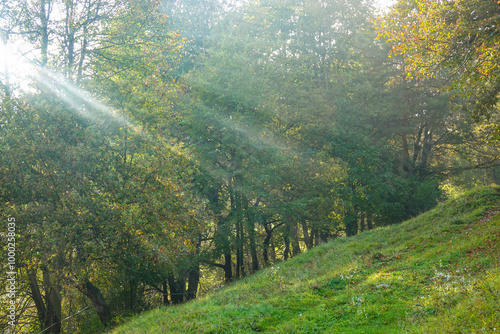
[1,0,499,332]
[377,0,500,133]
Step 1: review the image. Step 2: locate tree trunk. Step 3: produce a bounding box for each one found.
[344,210,358,237]
[76,0,97,83]
[262,225,273,265]
[401,132,411,173]
[413,123,424,165]
[167,275,185,304]
[419,128,433,177]
[28,269,46,323]
[127,279,138,311]
[29,268,63,334]
[493,164,500,185]
[209,181,232,282]
[236,194,245,278]
[162,279,170,306]
[283,233,290,261]
[302,221,313,250]
[270,237,276,262]
[1,31,12,108]
[245,203,259,273]
[236,219,244,278]
[248,222,259,272]
[366,216,373,230]
[186,263,200,301]
[402,82,413,175]
[186,240,201,301]
[359,213,365,233]
[291,222,301,256]
[42,267,62,334]
[217,214,232,282]
[319,231,329,243]
[39,0,51,67]
[312,229,320,247]
[64,0,75,78]
[79,279,112,327]
[223,252,232,283]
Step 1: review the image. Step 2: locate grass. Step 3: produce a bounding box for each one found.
[110,186,500,333]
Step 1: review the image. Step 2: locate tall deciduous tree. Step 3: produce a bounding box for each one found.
[377,0,500,133]
[169,0,377,275]
[1,0,204,332]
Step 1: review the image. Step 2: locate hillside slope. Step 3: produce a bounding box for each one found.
[111,187,500,333]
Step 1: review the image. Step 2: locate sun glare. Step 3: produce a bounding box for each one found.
[374,0,396,12]
[0,39,36,91]
[0,36,147,140]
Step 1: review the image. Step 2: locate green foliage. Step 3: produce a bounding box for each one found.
[0,0,208,332]
[377,0,500,128]
[2,0,498,331]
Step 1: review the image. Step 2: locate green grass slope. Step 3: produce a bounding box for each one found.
[111,187,500,334]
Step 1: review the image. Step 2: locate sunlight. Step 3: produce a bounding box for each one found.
[374,0,396,11]
[36,68,146,137]
[0,39,35,90]
[0,35,150,141]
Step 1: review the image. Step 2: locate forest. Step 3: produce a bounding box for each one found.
[0,0,498,332]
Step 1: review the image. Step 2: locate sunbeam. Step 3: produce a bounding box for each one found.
[35,68,149,138]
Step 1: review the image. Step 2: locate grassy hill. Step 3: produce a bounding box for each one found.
[111,187,500,334]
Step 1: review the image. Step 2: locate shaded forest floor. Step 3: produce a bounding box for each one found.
[110,186,500,333]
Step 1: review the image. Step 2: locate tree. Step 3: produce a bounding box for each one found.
[0,0,205,331]
[167,0,380,276]
[377,0,500,132]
